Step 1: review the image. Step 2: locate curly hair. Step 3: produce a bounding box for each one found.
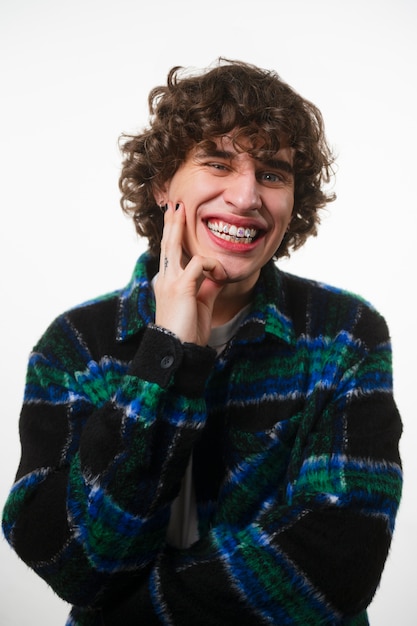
[119,59,335,258]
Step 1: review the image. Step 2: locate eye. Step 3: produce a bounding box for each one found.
[258,170,292,186]
[206,162,230,174]
[259,171,283,183]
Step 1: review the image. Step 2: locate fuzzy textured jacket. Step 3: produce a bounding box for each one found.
[2,252,402,625]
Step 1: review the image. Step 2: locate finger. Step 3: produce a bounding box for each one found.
[202,262,229,284]
[184,255,228,290]
[198,255,229,284]
[159,202,185,275]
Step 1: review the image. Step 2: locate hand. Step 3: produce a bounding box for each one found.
[154,202,228,346]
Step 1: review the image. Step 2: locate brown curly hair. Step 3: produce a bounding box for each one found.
[119,59,335,258]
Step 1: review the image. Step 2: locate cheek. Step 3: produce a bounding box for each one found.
[167,170,204,200]
[269,197,294,226]
[281,194,295,222]
[180,210,199,254]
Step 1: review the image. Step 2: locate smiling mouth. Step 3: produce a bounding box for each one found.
[207,220,260,244]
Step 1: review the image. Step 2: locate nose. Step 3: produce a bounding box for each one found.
[223,169,262,212]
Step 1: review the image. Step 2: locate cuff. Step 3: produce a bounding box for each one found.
[129,325,216,395]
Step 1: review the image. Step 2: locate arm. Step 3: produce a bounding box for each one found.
[2,200,226,614]
[2,315,216,607]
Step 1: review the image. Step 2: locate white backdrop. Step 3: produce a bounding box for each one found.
[1,1,415,624]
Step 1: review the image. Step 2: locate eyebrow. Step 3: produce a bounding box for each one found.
[194,148,294,175]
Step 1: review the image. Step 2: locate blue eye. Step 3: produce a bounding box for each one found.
[259,172,282,183]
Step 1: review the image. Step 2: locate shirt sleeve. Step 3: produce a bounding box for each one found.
[2,317,216,610]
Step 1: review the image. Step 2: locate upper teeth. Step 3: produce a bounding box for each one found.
[207,220,258,241]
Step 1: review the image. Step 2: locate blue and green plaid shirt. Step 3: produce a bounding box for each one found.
[2,252,402,625]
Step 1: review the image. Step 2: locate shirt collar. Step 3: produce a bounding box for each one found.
[236,260,295,346]
[116,251,295,346]
[116,252,158,342]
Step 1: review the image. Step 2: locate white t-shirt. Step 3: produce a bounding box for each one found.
[166,304,251,548]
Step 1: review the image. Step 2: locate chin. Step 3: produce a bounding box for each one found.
[220,262,261,285]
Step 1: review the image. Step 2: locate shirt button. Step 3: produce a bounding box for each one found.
[160,355,174,369]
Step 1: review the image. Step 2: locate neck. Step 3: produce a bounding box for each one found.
[212,280,256,327]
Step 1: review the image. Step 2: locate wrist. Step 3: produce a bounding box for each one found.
[129,325,215,395]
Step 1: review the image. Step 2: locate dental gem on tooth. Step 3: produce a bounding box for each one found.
[207,220,259,242]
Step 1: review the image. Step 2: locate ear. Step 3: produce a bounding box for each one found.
[152,181,169,207]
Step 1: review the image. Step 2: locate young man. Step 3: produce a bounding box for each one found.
[2,60,402,625]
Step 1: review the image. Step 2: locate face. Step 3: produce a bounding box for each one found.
[160,135,295,293]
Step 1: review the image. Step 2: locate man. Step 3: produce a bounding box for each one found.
[2,59,402,625]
